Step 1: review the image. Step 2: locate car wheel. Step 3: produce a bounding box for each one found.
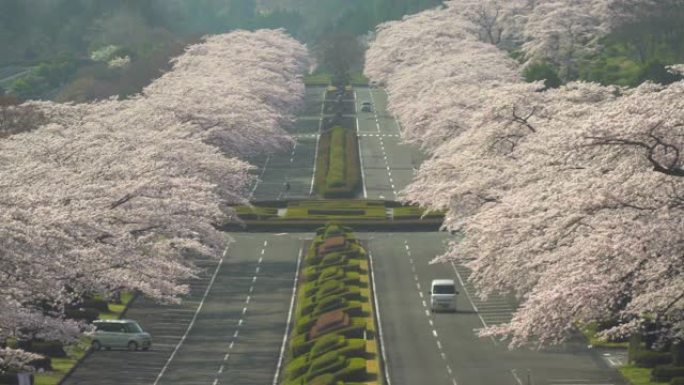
[127,341,138,351]
[91,340,102,351]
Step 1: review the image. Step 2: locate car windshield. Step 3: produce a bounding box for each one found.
[124,322,143,333]
[433,285,456,294]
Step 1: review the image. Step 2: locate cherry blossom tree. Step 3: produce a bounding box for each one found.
[366,2,683,347]
[142,29,311,157]
[0,29,310,361]
[520,0,610,79]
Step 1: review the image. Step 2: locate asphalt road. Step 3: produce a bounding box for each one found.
[248,86,324,201]
[355,87,420,200]
[65,84,627,385]
[64,233,304,385]
[366,232,626,385]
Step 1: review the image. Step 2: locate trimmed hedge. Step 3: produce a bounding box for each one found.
[327,127,347,189]
[314,127,361,199]
[652,365,684,382]
[282,224,381,385]
[632,349,673,368]
[26,340,67,358]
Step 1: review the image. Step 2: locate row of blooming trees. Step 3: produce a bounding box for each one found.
[0,29,310,369]
[366,1,683,347]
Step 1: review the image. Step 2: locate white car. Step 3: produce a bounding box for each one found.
[429,279,458,312]
[90,319,152,351]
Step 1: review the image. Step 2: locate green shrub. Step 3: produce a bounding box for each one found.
[27,340,67,358]
[673,343,684,366]
[82,298,109,312]
[285,354,310,380]
[65,307,99,322]
[309,374,335,385]
[633,349,673,368]
[0,373,20,385]
[652,365,684,382]
[314,127,361,198]
[333,357,366,382]
[291,318,366,357]
[671,377,684,385]
[326,127,347,189]
[523,61,562,89]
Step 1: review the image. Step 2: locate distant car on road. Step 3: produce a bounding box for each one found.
[90,319,152,351]
[361,101,372,112]
[429,279,458,312]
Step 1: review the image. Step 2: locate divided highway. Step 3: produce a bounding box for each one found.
[65,85,626,385]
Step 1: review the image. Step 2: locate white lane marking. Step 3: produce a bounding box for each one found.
[213,379,218,385]
[153,247,229,385]
[245,295,251,304]
[441,352,447,360]
[252,276,257,283]
[309,89,325,196]
[425,309,430,317]
[233,330,239,338]
[354,91,368,199]
[450,262,492,330]
[511,369,524,385]
[368,250,392,385]
[418,291,423,299]
[432,329,438,338]
[224,353,230,361]
[255,266,260,274]
[229,341,234,350]
[447,365,453,375]
[249,286,254,293]
[218,365,224,374]
[422,300,427,308]
[416,282,421,291]
[238,319,243,326]
[242,307,247,315]
[261,249,265,255]
[249,156,271,199]
[428,319,433,327]
[272,246,303,385]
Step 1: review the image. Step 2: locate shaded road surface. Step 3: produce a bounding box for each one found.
[64,233,304,385]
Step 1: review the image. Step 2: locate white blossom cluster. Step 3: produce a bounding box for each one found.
[0,29,309,366]
[366,1,683,347]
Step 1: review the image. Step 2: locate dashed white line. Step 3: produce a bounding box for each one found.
[245,295,251,304]
[272,246,303,385]
[233,330,239,338]
[432,329,439,338]
[152,246,229,385]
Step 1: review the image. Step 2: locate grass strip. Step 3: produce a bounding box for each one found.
[34,292,136,385]
[619,365,669,385]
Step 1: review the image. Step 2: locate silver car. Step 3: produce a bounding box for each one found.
[91,319,152,351]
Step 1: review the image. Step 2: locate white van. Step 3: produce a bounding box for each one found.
[429,279,458,312]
